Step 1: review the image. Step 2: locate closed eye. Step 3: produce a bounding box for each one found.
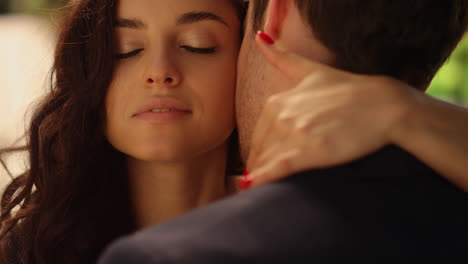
[181,45,216,54]
[116,49,144,59]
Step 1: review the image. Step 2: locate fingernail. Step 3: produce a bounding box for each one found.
[243,168,250,177]
[239,177,253,190]
[257,31,274,45]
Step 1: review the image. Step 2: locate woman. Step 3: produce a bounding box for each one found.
[0,0,246,263]
[1,0,467,263]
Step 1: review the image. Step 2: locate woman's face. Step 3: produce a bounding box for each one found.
[105,0,241,161]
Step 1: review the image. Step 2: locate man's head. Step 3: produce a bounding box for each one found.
[236,0,468,161]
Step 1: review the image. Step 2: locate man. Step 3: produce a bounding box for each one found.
[99,0,468,262]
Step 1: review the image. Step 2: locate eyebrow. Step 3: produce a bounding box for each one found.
[176,11,229,28]
[115,18,146,29]
[115,11,229,30]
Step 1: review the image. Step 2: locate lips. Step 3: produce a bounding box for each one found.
[133,97,192,117]
[132,97,192,123]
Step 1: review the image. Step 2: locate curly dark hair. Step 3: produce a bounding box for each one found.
[0,0,246,263]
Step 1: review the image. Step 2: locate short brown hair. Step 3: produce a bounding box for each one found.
[252,0,468,88]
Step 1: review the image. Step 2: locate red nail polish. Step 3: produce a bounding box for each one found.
[243,169,250,176]
[257,31,274,45]
[239,177,253,190]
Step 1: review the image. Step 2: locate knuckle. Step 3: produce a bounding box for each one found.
[294,115,318,134]
[266,94,283,108]
[294,121,311,134]
[277,112,295,126]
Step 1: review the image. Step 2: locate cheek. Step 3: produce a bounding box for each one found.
[104,82,124,145]
[105,63,141,120]
[106,75,128,124]
[208,63,236,110]
[190,51,237,117]
[190,57,237,143]
[104,71,136,149]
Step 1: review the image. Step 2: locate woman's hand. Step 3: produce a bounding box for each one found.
[245,32,420,188]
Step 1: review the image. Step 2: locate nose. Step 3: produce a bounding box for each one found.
[145,75,178,86]
[143,55,182,88]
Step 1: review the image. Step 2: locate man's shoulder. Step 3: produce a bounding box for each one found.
[99,237,165,264]
[98,146,468,263]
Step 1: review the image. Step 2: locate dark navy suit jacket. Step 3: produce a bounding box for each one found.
[98,146,468,263]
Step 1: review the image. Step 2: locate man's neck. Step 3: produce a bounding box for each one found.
[127,144,231,229]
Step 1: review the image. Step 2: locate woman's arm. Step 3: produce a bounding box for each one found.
[245,34,468,191]
[391,92,468,191]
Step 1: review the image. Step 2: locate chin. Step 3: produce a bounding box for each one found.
[129,144,191,162]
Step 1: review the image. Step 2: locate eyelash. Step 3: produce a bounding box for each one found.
[116,49,144,59]
[180,45,216,54]
[115,46,216,59]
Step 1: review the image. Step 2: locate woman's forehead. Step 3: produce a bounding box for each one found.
[114,0,241,36]
[116,0,238,20]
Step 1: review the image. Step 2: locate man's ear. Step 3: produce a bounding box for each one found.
[264,0,288,40]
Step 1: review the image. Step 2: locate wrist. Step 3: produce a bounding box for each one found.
[386,81,422,146]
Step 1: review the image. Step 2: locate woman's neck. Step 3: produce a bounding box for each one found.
[127,143,231,230]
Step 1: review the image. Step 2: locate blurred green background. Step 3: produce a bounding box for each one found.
[429,34,468,105]
[2,0,468,105]
[0,0,63,14]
